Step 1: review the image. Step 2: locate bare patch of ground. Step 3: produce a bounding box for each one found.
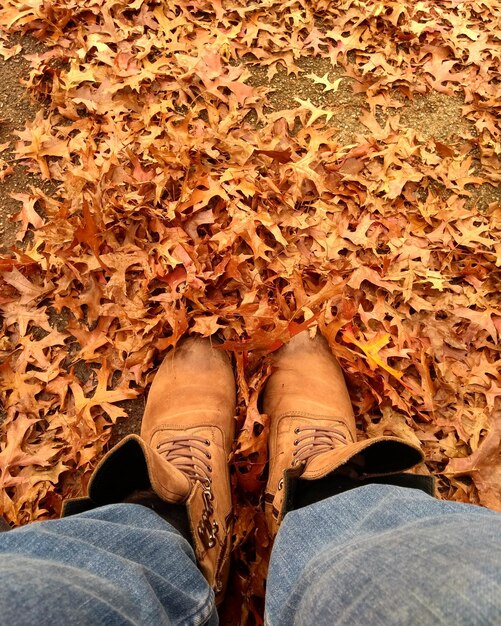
[0,34,53,251]
[395,92,469,142]
[248,57,366,142]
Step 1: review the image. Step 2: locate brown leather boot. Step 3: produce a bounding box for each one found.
[63,338,236,603]
[263,331,424,537]
[140,337,236,599]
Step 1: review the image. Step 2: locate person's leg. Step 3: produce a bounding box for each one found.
[0,503,217,626]
[265,483,501,626]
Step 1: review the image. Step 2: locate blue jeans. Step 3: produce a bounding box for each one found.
[0,485,500,625]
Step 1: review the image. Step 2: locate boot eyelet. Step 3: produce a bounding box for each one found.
[277,479,283,491]
[294,428,300,434]
[206,452,212,459]
[294,439,299,445]
[208,465,212,472]
[205,439,210,446]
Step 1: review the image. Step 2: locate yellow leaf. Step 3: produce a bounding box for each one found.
[343,331,403,379]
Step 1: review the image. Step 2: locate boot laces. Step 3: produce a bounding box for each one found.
[292,422,354,466]
[156,435,219,550]
[156,435,212,486]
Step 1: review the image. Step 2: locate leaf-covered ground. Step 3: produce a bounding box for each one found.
[0,0,500,622]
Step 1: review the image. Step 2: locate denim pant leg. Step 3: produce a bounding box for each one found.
[0,503,217,626]
[265,484,501,626]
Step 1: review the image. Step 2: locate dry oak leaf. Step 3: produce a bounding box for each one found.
[15,111,69,179]
[454,306,500,343]
[342,330,404,380]
[70,365,139,432]
[422,48,473,95]
[305,72,343,92]
[191,315,224,337]
[445,413,501,512]
[0,302,52,337]
[0,414,59,490]
[234,381,270,494]
[15,327,68,372]
[10,192,45,240]
[294,98,335,126]
[1,268,51,305]
[74,201,104,264]
[366,407,423,449]
[0,40,22,60]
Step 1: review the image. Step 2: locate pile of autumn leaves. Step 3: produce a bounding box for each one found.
[0,0,500,620]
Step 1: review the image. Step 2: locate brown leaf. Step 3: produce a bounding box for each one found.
[254,148,292,163]
[10,193,45,240]
[446,413,501,512]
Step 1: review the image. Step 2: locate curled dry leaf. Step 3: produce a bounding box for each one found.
[445,412,501,512]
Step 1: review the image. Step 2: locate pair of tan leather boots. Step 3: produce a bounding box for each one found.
[69,332,423,604]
